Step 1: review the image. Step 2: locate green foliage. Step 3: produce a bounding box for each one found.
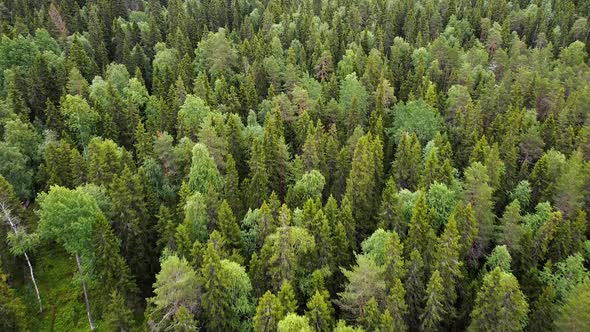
[4,0,590,329]
[0,270,27,331]
[286,170,325,208]
[253,291,283,332]
[37,186,102,255]
[188,143,223,194]
[278,313,312,332]
[337,254,386,320]
[102,290,134,332]
[388,100,443,144]
[306,291,333,332]
[555,278,590,331]
[59,94,99,146]
[468,267,529,332]
[420,270,446,332]
[146,255,199,330]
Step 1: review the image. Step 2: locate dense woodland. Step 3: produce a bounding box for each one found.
[0,0,590,331]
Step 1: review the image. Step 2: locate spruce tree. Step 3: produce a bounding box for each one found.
[405,249,425,328]
[217,200,242,254]
[201,234,231,331]
[359,297,381,331]
[405,192,436,267]
[253,291,284,332]
[433,215,463,313]
[468,267,528,332]
[420,270,446,332]
[386,278,409,332]
[392,132,422,191]
[103,290,134,332]
[306,291,333,332]
[278,281,298,315]
[378,177,405,235]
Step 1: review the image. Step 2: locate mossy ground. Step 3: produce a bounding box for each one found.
[15,245,89,331]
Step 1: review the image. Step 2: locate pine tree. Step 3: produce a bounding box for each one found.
[463,162,495,266]
[134,120,153,163]
[309,210,333,270]
[379,309,394,332]
[420,270,446,332]
[339,197,356,252]
[452,203,478,261]
[332,221,352,270]
[554,279,590,331]
[263,108,290,199]
[383,231,405,289]
[156,204,177,252]
[108,166,151,292]
[528,284,557,332]
[92,215,137,301]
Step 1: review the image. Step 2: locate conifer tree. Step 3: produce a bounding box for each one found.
[278,281,298,315]
[217,200,242,254]
[306,291,333,332]
[263,108,290,199]
[359,297,381,331]
[452,203,478,261]
[103,290,134,332]
[392,132,422,190]
[253,291,284,332]
[224,154,242,217]
[468,267,528,332]
[405,192,436,267]
[339,197,356,251]
[378,177,405,235]
[201,234,231,331]
[187,143,223,194]
[405,249,425,328]
[463,162,495,265]
[344,133,383,239]
[0,267,26,331]
[434,215,463,313]
[386,278,409,332]
[420,270,446,332]
[247,138,269,209]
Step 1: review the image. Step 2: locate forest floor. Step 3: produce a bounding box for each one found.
[15,246,88,331]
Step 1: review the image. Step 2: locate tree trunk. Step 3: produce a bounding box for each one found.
[23,252,42,312]
[75,253,96,331]
[1,202,42,312]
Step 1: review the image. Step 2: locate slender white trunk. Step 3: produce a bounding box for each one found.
[1,203,42,312]
[23,252,42,312]
[75,253,96,331]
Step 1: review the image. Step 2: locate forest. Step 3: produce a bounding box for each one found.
[0,0,590,331]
